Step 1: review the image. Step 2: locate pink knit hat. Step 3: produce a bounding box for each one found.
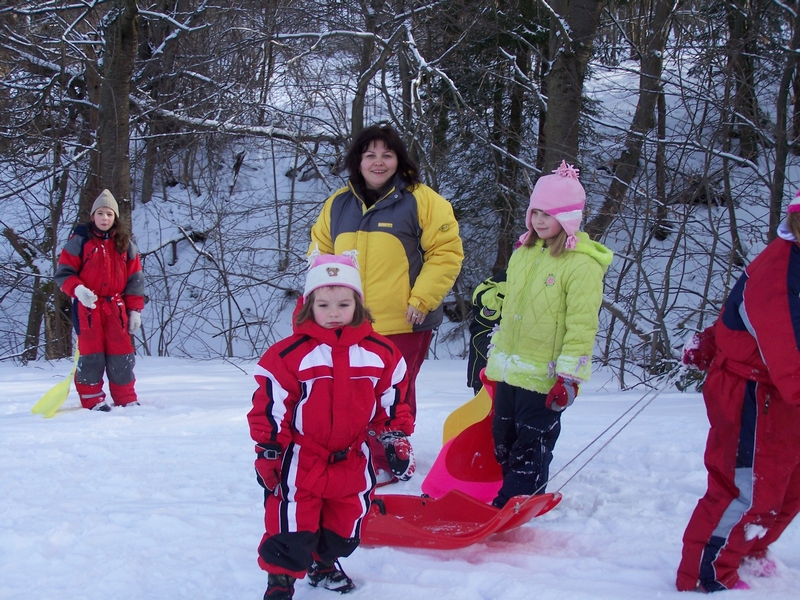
[521,160,586,249]
[303,251,363,299]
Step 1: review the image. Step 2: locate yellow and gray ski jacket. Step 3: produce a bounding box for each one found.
[309,176,463,336]
[484,232,613,393]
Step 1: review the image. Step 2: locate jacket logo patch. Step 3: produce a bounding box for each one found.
[481,307,497,317]
[378,222,393,228]
[326,267,340,276]
[440,224,450,232]
[544,274,555,286]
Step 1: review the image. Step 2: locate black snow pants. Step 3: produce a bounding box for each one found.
[491,381,561,507]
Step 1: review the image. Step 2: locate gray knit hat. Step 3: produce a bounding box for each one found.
[90,189,119,217]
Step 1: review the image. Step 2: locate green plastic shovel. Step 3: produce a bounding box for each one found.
[31,348,79,418]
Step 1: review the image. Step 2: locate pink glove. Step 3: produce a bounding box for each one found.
[682,327,716,371]
[546,376,579,412]
[378,431,416,481]
[255,444,282,492]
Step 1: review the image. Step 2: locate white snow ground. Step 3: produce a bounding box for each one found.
[1,357,798,599]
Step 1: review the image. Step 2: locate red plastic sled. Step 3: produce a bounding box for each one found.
[361,489,561,549]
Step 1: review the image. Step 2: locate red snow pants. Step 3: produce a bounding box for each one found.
[368,330,431,476]
[384,329,432,418]
[74,295,137,408]
[676,364,800,592]
[257,442,373,578]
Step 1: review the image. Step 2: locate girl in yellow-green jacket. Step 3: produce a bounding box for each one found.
[483,161,613,507]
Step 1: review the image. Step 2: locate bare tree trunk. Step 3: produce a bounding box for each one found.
[46,163,74,359]
[725,0,760,161]
[3,153,71,361]
[793,69,800,140]
[541,0,603,171]
[97,0,138,220]
[80,46,103,222]
[718,48,748,266]
[350,6,378,138]
[491,74,516,273]
[769,7,800,239]
[140,2,179,205]
[584,0,677,240]
[492,42,529,273]
[653,87,668,240]
[352,25,405,138]
[3,229,44,362]
[397,38,413,126]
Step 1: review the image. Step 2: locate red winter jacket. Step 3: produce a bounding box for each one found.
[247,314,413,490]
[55,224,145,312]
[714,236,800,404]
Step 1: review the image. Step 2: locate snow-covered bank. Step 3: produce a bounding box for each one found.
[1,357,798,599]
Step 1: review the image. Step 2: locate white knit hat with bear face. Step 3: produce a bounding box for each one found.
[303,250,363,299]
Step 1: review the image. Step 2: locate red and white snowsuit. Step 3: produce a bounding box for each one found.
[247,314,413,579]
[677,236,800,592]
[55,225,144,408]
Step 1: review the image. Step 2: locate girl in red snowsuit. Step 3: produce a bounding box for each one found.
[54,190,144,411]
[677,197,800,592]
[248,253,415,600]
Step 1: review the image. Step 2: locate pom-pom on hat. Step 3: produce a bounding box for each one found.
[777,190,800,241]
[523,160,586,249]
[788,190,800,215]
[303,250,363,299]
[90,189,119,218]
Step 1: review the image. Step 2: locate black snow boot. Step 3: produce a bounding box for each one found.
[307,559,356,593]
[264,573,296,600]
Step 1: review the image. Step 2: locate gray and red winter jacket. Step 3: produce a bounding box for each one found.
[247,310,413,491]
[55,224,145,312]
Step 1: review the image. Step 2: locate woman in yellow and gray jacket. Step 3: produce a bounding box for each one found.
[310,124,463,482]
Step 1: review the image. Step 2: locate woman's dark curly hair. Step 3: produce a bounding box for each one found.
[343,124,421,189]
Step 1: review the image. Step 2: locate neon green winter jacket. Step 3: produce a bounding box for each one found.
[484,232,613,393]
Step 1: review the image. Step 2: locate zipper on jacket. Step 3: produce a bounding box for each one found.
[510,244,549,353]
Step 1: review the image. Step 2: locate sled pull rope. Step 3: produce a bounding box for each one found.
[538,367,685,496]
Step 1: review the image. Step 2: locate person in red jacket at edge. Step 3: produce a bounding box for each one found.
[247,251,415,600]
[54,189,144,411]
[677,193,800,592]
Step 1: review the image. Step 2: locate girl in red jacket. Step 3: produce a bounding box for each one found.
[247,252,415,600]
[54,189,144,411]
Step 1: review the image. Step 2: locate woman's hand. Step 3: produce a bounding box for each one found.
[406,304,426,324]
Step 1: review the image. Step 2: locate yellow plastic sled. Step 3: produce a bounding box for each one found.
[31,348,79,418]
[442,386,492,444]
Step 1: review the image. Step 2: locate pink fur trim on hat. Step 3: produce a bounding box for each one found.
[524,160,586,249]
